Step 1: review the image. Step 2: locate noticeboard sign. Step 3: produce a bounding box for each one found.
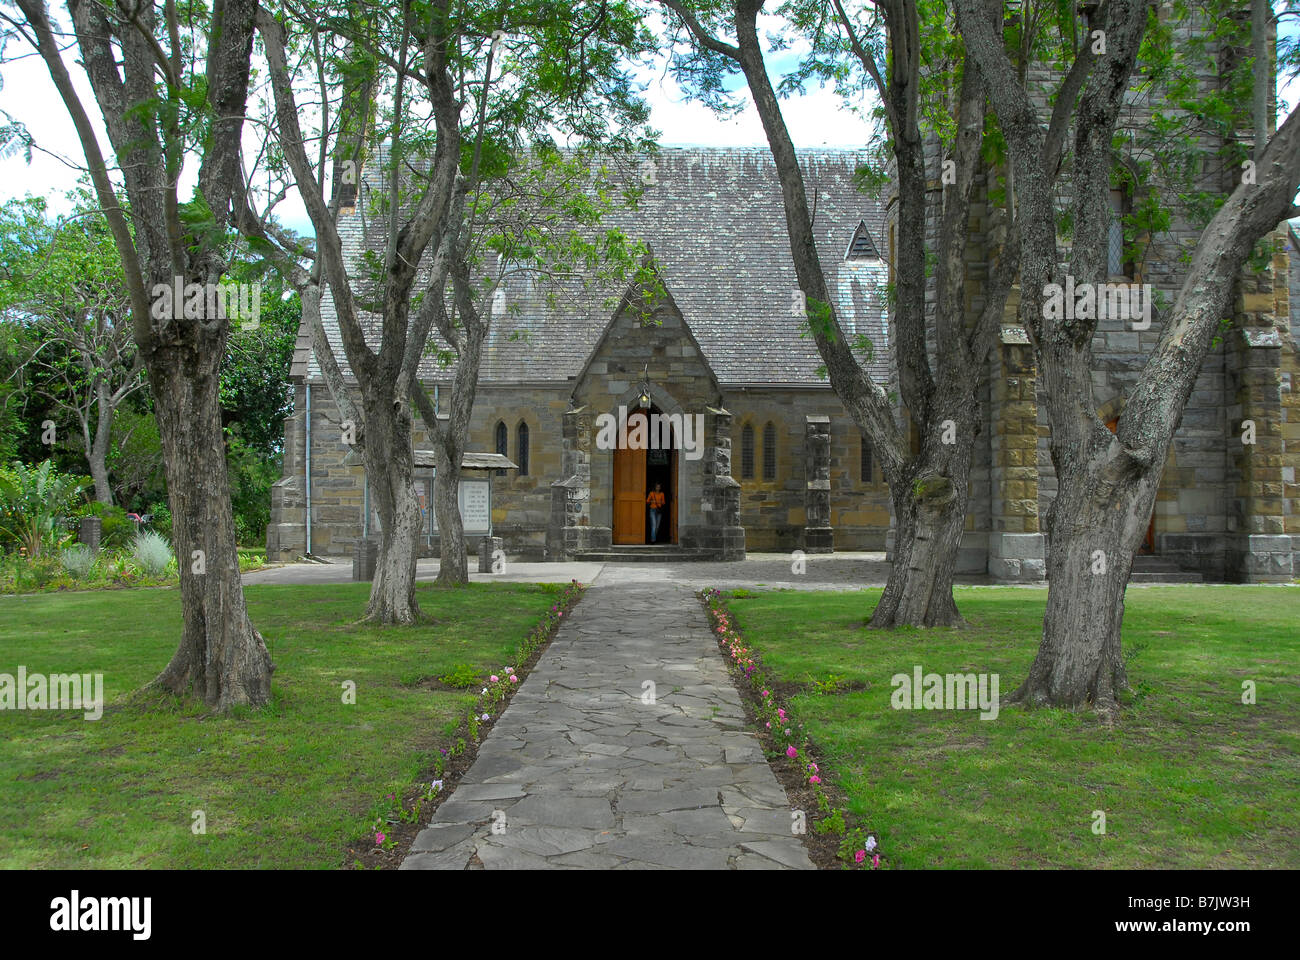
[415,475,492,538]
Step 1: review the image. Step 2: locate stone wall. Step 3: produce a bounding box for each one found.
[266,382,366,560]
[455,384,572,559]
[726,387,892,553]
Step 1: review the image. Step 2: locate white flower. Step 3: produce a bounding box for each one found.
[865,836,877,852]
[481,713,490,721]
[481,688,488,695]
[431,780,444,792]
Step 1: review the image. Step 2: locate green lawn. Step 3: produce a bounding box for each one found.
[0,581,568,868]
[725,585,1299,869]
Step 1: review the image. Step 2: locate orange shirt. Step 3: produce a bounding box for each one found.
[646,490,666,509]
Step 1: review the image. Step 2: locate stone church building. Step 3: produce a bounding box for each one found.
[265,147,1300,583]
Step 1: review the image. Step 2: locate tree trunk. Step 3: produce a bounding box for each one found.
[362,395,422,624]
[149,339,273,710]
[870,400,978,628]
[1009,461,1160,716]
[88,390,114,505]
[88,452,113,507]
[872,478,968,627]
[432,441,467,586]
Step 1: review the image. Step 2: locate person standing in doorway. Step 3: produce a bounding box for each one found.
[646,483,666,544]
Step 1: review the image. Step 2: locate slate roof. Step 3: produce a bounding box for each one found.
[299,146,890,387]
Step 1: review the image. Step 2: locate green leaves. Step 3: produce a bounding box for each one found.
[0,459,86,559]
[176,192,227,258]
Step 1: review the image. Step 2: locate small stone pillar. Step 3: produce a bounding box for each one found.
[352,537,378,581]
[1227,325,1292,581]
[478,536,504,573]
[988,324,1046,581]
[704,407,745,560]
[549,405,603,559]
[802,415,834,553]
[78,516,102,553]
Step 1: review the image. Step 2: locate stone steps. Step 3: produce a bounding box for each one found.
[574,546,718,562]
[1128,571,1205,583]
[1128,554,1204,583]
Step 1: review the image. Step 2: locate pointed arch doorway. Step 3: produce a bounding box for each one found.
[612,405,678,545]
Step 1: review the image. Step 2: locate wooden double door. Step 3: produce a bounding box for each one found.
[612,409,677,545]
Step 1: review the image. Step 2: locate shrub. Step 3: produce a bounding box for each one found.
[0,460,86,558]
[234,514,259,547]
[1,551,67,592]
[74,502,135,548]
[59,543,96,578]
[226,430,277,547]
[131,530,173,577]
[237,550,266,573]
[438,663,481,689]
[103,508,136,548]
[104,552,138,583]
[147,501,172,539]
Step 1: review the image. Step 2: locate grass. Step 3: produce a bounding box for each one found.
[723,585,1300,869]
[0,580,568,868]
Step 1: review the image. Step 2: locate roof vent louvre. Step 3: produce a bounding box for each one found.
[846,220,881,260]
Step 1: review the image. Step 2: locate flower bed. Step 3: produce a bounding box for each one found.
[349,579,585,869]
[0,543,268,594]
[702,587,881,870]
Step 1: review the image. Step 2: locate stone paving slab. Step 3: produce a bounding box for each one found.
[400,570,815,871]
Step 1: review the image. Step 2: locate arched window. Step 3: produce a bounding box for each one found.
[516,422,530,477]
[861,437,873,485]
[762,422,777,481]
[495,421,508,477]
[740,424,755,480]
[1107,188,1138,279]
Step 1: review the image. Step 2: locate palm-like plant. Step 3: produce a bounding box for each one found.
[0,460,86,558]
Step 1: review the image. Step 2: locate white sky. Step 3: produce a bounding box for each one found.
[0,21,875,235]
[1,13,1296,236]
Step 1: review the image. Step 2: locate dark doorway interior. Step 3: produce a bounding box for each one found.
[646,445,672,544]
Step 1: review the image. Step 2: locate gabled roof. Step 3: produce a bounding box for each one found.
[299,146,891,386]
[568,251,723,401]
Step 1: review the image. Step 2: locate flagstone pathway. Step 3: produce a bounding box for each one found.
[400,567,815,870]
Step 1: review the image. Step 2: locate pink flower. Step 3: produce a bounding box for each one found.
[777,708,786,721]
[765,721,771,729]
[375,833,385,845]
[490,675,499,683]
[809,775,821,784]
[505,667,514,674]
[786,745,797,759]
[808,763,819,774]
[855,850,866,864]
[509,675,518,683]
[872,854,880,869]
